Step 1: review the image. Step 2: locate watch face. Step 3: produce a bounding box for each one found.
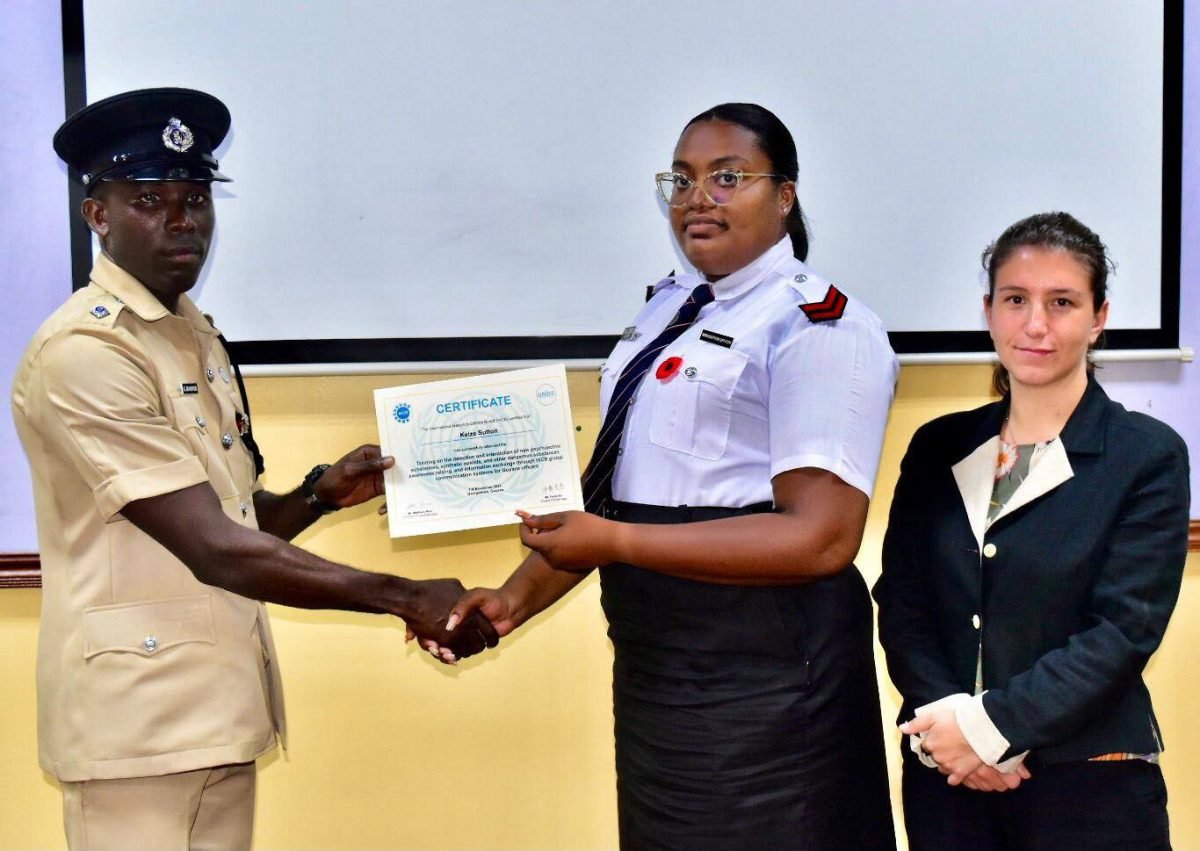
[303,464,337,513]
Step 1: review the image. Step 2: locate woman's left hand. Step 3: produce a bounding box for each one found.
[517,510,618,571]
[901,709,983,785]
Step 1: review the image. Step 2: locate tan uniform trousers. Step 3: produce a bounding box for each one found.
[61,762,255,850]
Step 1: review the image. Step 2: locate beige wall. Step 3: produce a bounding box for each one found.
[1,365,1196,849]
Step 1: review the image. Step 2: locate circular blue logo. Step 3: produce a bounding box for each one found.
[393,403,412,424]
[535,384,557,406]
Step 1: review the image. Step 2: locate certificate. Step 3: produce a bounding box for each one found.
[374,365,584,537]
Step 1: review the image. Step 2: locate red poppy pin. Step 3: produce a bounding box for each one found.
[656,356,683,381]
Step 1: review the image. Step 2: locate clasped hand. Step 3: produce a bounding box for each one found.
[404,578,500,662]
[409,584,519,665]
[404,510,616,665]
[901,710,1031,792]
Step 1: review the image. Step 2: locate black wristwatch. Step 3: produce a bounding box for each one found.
[301,463,341,515]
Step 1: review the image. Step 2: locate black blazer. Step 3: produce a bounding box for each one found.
[874,378,1190,764]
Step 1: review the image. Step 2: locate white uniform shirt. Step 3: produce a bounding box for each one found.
[603,236,898,508]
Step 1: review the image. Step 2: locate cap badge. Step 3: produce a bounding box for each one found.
[162,117,195,153]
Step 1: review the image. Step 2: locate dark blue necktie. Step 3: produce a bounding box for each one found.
[582,283,715,514]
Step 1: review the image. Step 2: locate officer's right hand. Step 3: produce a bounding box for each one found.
[413,586,517,665]
[403,578,500,663]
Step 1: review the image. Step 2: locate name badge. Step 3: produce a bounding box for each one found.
[620,326,641,342]
[699,329,734,349]
[180,382,200,395]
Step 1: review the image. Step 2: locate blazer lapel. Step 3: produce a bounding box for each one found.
[989,439,1074,526]
[952,436,1000,549]
[947,379,1102,545]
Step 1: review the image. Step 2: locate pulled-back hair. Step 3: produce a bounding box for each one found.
[684,103,810,261]
[982,212,1112,396]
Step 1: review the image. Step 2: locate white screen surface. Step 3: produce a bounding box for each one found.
[81,0,1167,349]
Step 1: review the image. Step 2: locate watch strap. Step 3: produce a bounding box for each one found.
[302,463,340,514]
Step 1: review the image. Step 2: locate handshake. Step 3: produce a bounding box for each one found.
[397,578,509,664]
[393,508,599,664]
[313,444,600,665]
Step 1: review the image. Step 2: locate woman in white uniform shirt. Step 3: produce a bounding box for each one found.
[443,103,899,849]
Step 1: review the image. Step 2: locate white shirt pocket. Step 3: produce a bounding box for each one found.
[649,345,749,460]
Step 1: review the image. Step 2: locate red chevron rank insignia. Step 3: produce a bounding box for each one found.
[800,285,847,322]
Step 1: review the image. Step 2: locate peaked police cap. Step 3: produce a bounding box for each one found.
[53,87,232,193]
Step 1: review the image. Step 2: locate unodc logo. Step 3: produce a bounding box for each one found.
[393,403,412,424]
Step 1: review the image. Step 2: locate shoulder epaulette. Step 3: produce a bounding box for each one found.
[647,270,677,302]
[84,295,122,325]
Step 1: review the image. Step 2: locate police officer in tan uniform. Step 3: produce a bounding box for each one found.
[12,88,498,850]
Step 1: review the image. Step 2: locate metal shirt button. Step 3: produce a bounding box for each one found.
[982,543,998,558]
[206,367,215,381]
[195,415,207,428]
[972,614,981,630]
[143,635,158,652]
[221,433,235,449]
[240,501,249,518]
[684,366,698,378]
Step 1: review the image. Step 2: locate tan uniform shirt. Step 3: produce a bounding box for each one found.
[12,253,285,781]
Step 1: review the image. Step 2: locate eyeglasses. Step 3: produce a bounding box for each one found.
[655,169,787,207]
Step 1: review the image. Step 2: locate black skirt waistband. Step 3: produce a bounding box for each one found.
[598,498,875,656]
[602,499,774,524]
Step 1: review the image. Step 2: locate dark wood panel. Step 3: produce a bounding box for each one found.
[0,554,41,588]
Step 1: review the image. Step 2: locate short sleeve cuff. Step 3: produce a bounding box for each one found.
[770,452,873,497]
[94,457,209,520]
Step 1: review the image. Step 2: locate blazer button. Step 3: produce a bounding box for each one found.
[982,542,997,558]
[143,635,159,652]
[971,614,981,630]
[221,433,235,449]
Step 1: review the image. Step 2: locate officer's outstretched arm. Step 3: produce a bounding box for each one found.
[121,483,499,657]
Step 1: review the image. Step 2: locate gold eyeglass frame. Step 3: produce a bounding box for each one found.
[655,169,788,207]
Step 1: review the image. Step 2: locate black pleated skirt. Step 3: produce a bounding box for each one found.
[599,501,895,851]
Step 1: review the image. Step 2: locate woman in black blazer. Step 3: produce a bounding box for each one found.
[874,212,1190,851]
